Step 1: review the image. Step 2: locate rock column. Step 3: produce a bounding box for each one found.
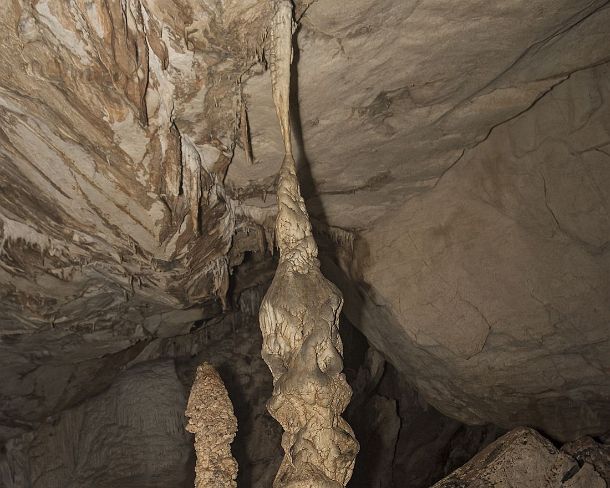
[258,1,359,486]
[186,363,238,488]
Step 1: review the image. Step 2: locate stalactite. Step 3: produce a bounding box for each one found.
[258,1,359,486]
[185,363,238,488]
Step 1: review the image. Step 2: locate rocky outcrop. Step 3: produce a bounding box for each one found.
[563,436,610,485]
[186,363,238,488]
[433,427,608,487]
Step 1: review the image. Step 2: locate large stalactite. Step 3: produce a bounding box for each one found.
[258,1,359,486]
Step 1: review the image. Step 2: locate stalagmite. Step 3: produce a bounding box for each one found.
[258,1,359,486]
[185,363,238,488]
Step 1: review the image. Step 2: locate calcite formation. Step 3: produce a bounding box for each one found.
[258,1,359,486]
[186,363,238,488]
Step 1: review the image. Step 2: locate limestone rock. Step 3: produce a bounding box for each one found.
[258,2,358,485]
[349,62,610,441]
[563,437,610,484]
[432,427,607,488]
[186,363,238,488]
[0,361,192,488]
[0,0,609,467]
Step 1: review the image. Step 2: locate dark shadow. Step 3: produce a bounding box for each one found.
[290,24,327,222]
[215,360,253,487]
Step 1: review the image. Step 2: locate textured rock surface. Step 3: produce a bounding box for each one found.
[1,0,609,463]
[258,2,358,485]
[563,436,610,485]
[0,268,566,488]
[342,329,501,488]
[228,0,610,228]
[0,0,271,441]
[348,62,610,441]
[0,361,192,488]
[186,363,238,488]
[432,427,607,488]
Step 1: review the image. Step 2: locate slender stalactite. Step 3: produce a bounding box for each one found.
[186,363,238,488]
[258,1,359,486]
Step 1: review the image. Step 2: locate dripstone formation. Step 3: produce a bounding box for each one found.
[186,363,238,488]
[258,1,359,486]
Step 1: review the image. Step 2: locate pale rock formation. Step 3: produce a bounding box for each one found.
[433,427,607,488]
[258,1,358,486]
[186,362,238,488]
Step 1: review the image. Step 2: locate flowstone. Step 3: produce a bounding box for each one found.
[186,363,238,488]
[258,1,359,486]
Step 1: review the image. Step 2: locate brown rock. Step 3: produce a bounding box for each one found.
[186,363,238,488]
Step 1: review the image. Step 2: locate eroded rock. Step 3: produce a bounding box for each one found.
[0,361,192,488]
[348,62,610,441]
[258,2,358,485]
[186,363,238,488]
[433,427,607,488]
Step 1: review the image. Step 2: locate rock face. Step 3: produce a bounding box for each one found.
[433,427,608,488]
[349,62,610,441]
[186,363,238,488]
[563,436,610,485]
[342,331,501,488]
[0,0,269,443]
[228,0,610,440]
[0,361,192,488]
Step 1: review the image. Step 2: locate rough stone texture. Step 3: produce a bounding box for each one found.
[228,0,610,440]
[432,427,607,488]
[0,268,538,488]
[113,276,285,487]
[345,62,610,441]
[563,436,610,485]
[0,0,274,442]
[228,0,610,228]
[340,325,501,488]
[1,0,609,464]
[258,3,358,485]
[0,361,192,488]
[186,363,238,488]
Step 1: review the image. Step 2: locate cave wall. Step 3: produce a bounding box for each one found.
[1,276,504,488]
[1,361,193,488]
[350,63,610,441]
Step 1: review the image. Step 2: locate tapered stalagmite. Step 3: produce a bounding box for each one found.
[186,363,238,488]
[258,1,359,486]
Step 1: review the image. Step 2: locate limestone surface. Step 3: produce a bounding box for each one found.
[186,363,238,488]
[258,2,358,486]
[0,0,609,459]
[0,361,192,488]
[349,63,610,441]
[433,427,607,488]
